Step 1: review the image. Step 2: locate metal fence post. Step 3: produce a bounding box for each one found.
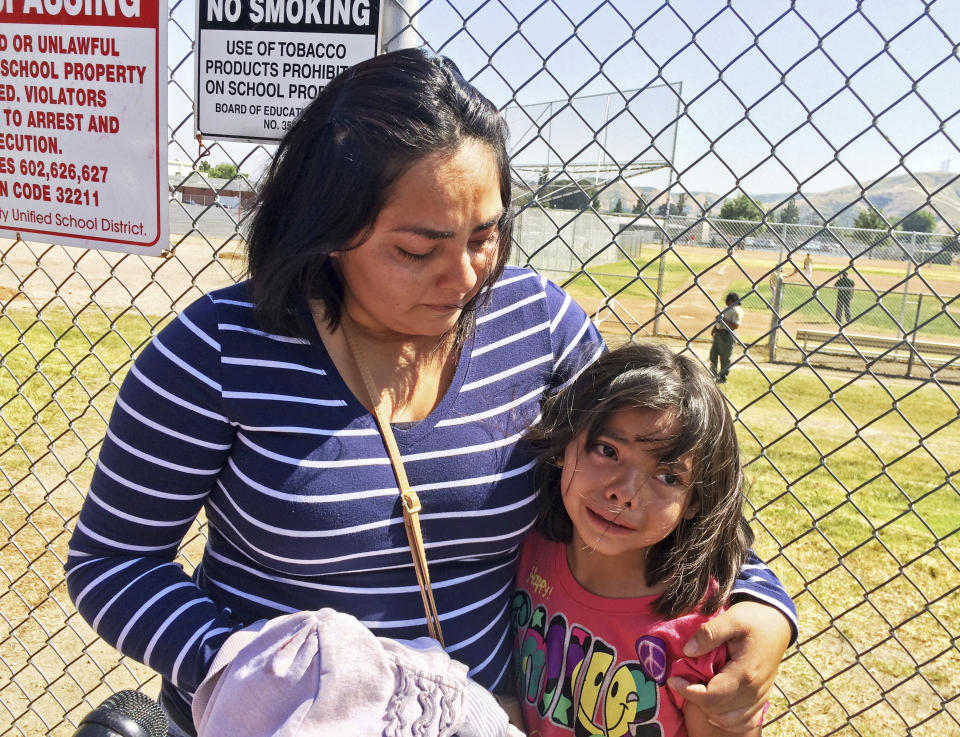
[768,271,783,362]
[381,0,420,52]
[898,259,912,338]
[653,219,668,336]
[907,292,923,378]
[651,86,683,338]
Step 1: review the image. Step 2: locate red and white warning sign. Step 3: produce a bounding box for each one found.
[0,0,167,255]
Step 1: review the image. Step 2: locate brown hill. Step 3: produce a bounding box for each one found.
[596,171,960,229]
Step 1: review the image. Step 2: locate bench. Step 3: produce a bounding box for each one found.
[795,328,958,364]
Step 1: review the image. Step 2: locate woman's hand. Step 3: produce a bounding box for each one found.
[667,600,791,733]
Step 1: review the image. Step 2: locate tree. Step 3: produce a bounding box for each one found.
[853,206,887,230]
[632,196,647,214]
[197,160,240,179]
[653,194,688,217]
[719,193,763,222]
[208,162,239,180]
[806,210,825,227]
[780,198,799,224]
[612,197,624,213]
[898,209,936,233]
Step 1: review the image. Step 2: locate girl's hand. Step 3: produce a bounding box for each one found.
[667,600,790,732]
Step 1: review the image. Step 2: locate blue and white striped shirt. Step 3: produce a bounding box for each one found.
[66,267,795,722]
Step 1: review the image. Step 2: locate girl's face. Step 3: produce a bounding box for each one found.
[560,407,698,572]
[334,138,504,339]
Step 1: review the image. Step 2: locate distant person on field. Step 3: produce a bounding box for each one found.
[767,271,780,298]
[834,270,854,324]
[710,292,743,384]
[786,253,814,282]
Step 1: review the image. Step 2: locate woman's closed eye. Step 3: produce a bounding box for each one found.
[469,232,498,251]
[397,246,434,262]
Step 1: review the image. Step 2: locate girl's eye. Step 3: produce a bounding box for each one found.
[591,443,617,459]
[657,470,686,487]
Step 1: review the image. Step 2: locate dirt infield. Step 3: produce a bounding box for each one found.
[0,235,245,316]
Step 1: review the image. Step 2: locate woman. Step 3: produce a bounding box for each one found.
[66,49,795,736]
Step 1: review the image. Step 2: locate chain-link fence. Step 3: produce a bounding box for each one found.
[513,211,960,384]
[2,1,959,735]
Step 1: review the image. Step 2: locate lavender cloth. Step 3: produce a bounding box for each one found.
[191,609,524,737]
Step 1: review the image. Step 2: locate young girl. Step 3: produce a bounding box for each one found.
[511,342,762,737]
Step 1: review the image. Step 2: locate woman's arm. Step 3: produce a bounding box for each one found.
[66,293,241,693]
[668,551,794,730]
[670,600,788,731]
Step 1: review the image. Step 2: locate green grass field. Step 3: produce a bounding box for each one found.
[1,306,161,490]
[3,299,959,737]
[560,250,726,302]
[560,249,959,305]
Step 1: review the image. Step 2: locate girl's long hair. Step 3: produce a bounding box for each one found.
[527,342,752,618]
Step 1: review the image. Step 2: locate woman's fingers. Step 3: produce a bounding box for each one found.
[669,675,766,733]
[675,600,791,725]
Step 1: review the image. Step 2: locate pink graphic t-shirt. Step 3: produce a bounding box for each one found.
[511,531,727,737]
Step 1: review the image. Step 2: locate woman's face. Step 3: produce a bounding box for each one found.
[334,138,504,339]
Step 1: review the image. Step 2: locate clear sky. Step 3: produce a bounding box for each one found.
[169,0,960,200]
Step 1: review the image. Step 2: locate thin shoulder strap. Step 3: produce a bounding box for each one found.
[336,314,445,646]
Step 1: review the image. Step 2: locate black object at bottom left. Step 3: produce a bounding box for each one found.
[70,690,169,737]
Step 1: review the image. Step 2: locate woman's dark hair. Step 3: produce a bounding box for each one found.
[527,342,752,618]
[246,48,513,339]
